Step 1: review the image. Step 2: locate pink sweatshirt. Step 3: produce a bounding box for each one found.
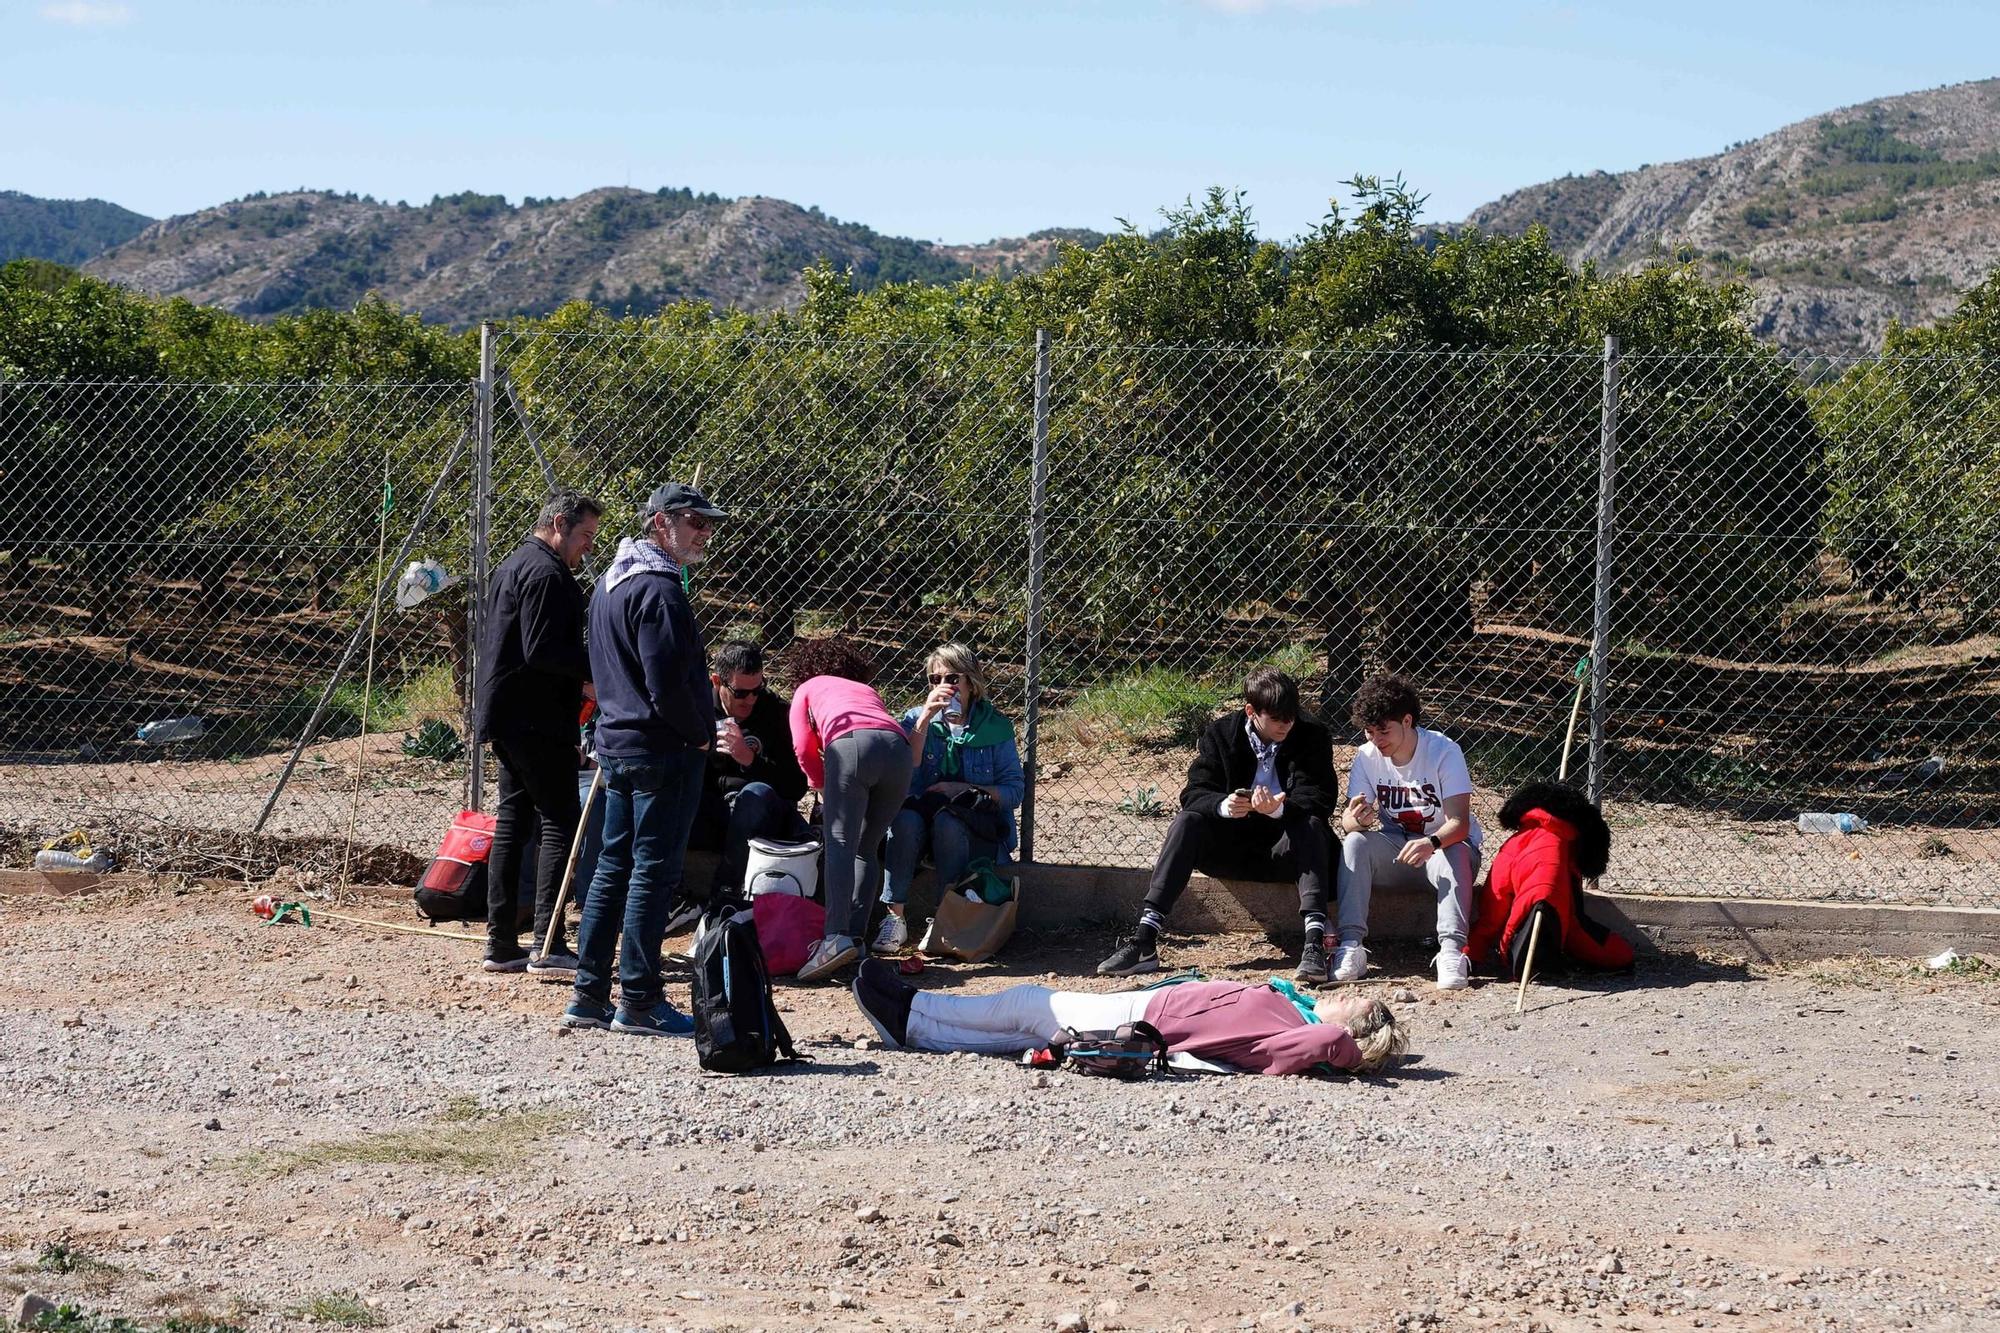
[790,675,906,791]
[1142,981,1362,1075]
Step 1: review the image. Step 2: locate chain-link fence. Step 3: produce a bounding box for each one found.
[4,333,1995,905]
[0,377,475,878]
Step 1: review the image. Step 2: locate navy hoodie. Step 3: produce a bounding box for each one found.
[586,536,711,760]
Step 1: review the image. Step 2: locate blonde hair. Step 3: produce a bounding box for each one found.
[927,642,988,709]
[1315,995,1407,1075]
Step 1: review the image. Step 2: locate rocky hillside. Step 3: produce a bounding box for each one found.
[80,187,1103,326]
[0,191,152,267]
[1465,77,2000,355]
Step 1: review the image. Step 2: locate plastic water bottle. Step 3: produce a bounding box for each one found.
[136,716,205,746]
[1797,812,1867,834]
[35,847,113,873]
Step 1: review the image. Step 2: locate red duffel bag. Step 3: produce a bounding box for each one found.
[752,892,826,977]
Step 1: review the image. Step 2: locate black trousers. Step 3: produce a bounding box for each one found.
[488,732,582,953]
[1143,806,1330,921]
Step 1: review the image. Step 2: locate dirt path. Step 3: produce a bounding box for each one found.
[2,883,1997,1332]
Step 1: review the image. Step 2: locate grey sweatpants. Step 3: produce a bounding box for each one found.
[1336,828,1479,947]
[821,727,913,944]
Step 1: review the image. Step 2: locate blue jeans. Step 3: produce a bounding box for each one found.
[574,749,705,1011]
[692,781,813,892]
[882,805,997,907]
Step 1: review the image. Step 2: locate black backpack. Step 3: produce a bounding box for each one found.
[690,904,802,1073]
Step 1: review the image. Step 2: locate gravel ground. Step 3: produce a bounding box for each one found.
[2,882,1997,1333]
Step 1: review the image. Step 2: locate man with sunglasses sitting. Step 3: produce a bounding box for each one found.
[692,639,811,899]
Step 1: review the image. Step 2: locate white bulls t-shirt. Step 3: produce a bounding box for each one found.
[1346,727,1483,848]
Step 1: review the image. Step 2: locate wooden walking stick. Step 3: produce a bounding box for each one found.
[540,765,606,959]
[1519,657,1592,1014]
[1513,909,1547,1015]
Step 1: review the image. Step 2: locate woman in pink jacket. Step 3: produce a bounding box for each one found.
[849,959,1406,1076]
[788,636,915,982]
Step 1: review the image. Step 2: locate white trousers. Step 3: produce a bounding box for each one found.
[905,985,1153,1056]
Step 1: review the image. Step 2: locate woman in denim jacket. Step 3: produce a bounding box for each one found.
[873,643,1025,953]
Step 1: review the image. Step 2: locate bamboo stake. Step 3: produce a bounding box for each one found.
[315,908,484,943]
[539,766,605,959]
[1559,656,1590,782]
[1513,910,1547,1015]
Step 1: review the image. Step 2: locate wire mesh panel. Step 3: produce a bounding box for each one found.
[1597,352,1999,902]
[1034,345,1608,872]
[491,328,1039,745]
[0,379,475,873]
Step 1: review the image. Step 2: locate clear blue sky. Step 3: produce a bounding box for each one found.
[4,0,1995,244]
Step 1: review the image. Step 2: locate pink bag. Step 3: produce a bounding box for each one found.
[753,892,826,977]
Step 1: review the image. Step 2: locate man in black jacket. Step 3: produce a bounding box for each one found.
[1097,667,1337,981]
[692,639,810,895]
[473,490,600,975]
[564,481,723,1037]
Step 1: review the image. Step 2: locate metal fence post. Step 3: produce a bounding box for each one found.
[1020,329,1052,864]
[1588,333,1619,807]
[467,323,495,811]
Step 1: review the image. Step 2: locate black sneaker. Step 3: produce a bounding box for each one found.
[852,958,915,1050]
[482,943,529,974]
[527,949,579,981]
[1096,933,1160,977]
[1296,935,1330,984]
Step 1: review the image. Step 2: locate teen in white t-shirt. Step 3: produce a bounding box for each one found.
[1332,675,1482,991]
[1345,727,1484,848]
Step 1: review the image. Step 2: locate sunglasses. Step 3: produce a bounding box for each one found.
[927,673,961,685]
[724,685,761,699]
[678,513,715,533]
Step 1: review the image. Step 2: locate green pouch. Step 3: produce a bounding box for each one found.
[951,857,1015,905]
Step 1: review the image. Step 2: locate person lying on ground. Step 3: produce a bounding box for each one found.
[1333,672,1482,991]
[876,642,1025,954]
[1097,667,1339,982]
[787,636,915,983]
[564,482,724,1038]
[473,489,600,978]
[1466,779,1635,978]
[691,639,811,900]
[850,959,1406,1076]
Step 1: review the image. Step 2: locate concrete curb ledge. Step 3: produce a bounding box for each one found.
[1007,863,2000,964]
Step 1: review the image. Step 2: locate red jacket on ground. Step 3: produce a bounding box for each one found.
[1468,781,1635,974]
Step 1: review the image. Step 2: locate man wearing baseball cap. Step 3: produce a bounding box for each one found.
[565,481,727,1036]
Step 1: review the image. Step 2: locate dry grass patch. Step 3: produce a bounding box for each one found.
[230,1098,570,1179]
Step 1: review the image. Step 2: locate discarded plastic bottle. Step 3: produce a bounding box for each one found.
[1797,812,1868,834]
[35,847,113,873]
[136,715,205,746]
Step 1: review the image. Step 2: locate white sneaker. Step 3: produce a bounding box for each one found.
[797,935,860,983]
[1435,945,1470,991]
[1331,942,1369,983]
[869,913,908,955]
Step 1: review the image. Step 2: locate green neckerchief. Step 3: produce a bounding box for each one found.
[1265,977,1321,1025]
[932,698,1010,780]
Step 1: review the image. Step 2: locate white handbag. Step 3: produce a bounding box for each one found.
[743,836,822,898]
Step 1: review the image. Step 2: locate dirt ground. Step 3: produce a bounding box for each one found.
[2,880,1997,1333]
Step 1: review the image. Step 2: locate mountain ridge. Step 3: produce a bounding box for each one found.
[1463,77,2000,355]
[0,190,153,267]
[66,187,1103,326]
